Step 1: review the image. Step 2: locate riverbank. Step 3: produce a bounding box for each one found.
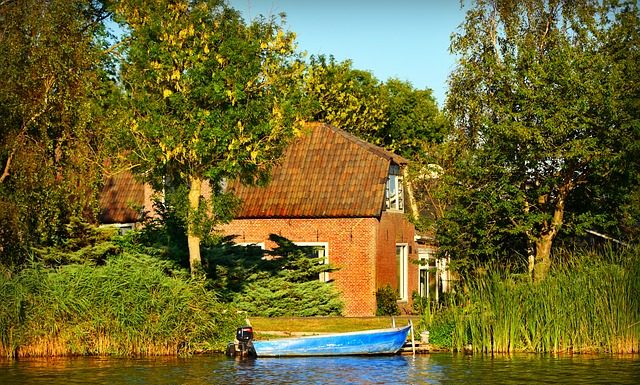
[427,246,640,354]
[2,246,638,357]
[0,254,242,358]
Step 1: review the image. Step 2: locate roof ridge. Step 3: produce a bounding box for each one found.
[313,122,408,165]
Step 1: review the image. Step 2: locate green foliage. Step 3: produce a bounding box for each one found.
[32,218,120,267]
[304,55,447,159]
[232,278,343,317]
[0,0,120,266]
[382,78,448,158]
[205,234,344,316]
[442,246,640,353]
[0,252,243,357]
[304,55,387,144]
[114,0,306,271]
[441,0,640,275]
[375,284,400,316]
[426,308,456,349]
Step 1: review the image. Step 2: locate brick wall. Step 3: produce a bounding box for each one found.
[221,213,419,316]
[221,217,379,316]
[376,211,418,313]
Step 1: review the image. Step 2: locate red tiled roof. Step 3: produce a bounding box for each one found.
[98,172,144,224]
[229,122,407,218]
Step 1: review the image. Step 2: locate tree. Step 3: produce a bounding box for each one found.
[115,0,305,275]
[382,78,448,159]
[0,0,117,266]
[444,0,640,280]
[213,234,343,317]
[304,55,388,145]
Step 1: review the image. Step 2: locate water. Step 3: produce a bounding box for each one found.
[1,353,639,384]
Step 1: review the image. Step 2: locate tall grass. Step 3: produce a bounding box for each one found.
[445,245,640,354]
[0,253,243,358]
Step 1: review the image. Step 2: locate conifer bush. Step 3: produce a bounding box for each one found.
[206,234,344,317]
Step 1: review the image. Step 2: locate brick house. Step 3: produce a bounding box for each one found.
[98,122,422,316]
[220,122,419,316]
[98,172,152,232]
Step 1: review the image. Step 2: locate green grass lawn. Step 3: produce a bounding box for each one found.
[247,316,420,339]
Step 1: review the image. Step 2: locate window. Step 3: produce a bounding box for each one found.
[385,164,404,211]
[418,248,435,298]
[396,243,408,301]
[235,242,265,249]
[294,242,329,282]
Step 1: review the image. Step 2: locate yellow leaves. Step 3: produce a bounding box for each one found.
[159,142,184,163]
[203,44,209,54]
[272,103,284,121]
[226,90,237,105]
[167,1,188,13]
[163,89,173,98]
[171,69,181,81]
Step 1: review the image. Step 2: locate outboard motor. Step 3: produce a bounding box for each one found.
[226,326,256,358]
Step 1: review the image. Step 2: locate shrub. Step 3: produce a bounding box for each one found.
[209,234,344,317]
[375,284,400,316]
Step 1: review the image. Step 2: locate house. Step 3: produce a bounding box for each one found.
[98,172,153,233]
[220,122,420,316]
[97,122,424,316]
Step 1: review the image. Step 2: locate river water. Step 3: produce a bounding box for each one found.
[1,353,639,384]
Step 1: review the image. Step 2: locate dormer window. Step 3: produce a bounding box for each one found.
[385,164,404,212]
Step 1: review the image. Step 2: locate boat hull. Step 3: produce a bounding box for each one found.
[252,325,411,357]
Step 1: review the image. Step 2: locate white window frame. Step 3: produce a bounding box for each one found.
[418,248,434,299]
[235,242,265,249]
[396,243,409,301]
[385,164,404,212]
[294,242,329,282]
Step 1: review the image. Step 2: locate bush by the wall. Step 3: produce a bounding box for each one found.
[376,284,400,316]
[210,234,344,316]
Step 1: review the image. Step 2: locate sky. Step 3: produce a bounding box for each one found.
[228,0,468,107]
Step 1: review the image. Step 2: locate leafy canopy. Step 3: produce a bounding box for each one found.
[441,0,640,276]
[0,0,118,266]
[116,0,305,189]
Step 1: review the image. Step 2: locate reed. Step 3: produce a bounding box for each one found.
[446,245,640,354]
[0,253,243,358]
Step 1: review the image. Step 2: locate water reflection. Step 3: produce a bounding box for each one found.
[1,353,639,384]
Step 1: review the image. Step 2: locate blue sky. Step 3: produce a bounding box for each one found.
[228,0,467,107]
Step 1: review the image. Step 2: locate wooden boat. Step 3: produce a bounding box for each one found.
[251,324,412,357]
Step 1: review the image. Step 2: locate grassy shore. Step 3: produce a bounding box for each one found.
[3,244,637,357]
[0,253,242,358]
[430,246,640,354]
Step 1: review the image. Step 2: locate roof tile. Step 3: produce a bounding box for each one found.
[230,122,405,218]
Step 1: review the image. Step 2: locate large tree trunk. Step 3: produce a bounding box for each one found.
[187,176,202,276]
[531,186,568,282]
[533,235,552,282]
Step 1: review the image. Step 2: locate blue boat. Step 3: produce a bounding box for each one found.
[251,324,412,357]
